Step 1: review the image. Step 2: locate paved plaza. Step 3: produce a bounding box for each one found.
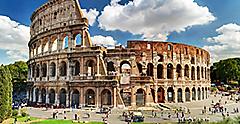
[26,94,240,124]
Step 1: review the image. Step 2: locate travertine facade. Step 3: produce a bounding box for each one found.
[27,0,211,108]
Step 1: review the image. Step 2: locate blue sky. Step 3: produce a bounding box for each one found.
[0,0,240,64]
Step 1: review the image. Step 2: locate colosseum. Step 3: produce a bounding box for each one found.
[27,0,211,108]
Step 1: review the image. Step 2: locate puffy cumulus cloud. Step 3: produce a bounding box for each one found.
[203,23,240,63]
[0,15,30,62]
[82,8,100,26]
[98,0,215,40]
[91,35,117,47]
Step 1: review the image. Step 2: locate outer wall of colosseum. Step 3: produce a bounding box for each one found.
[27,0,211,108]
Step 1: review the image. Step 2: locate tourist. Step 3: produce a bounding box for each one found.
[74,113,78,120]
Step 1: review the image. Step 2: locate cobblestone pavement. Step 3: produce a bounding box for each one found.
[27,94,240,124]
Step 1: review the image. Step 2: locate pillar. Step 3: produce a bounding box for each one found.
[38,90,42,103]
[55,93,59,105]
[154,86,158,103]
[182,88,186,103]
[153,66,157,79]
[145,85,151,106]
[96,55,100,76]
[96,88,99,108]
[131,87,136,107]
[46,89,49,104]
[164,87,168,103]
[80,88,84,106]
[189,89,192,102]
[174,88,178,103]
[163,65,167,79]
[113,87,117,107]
[33,88,36,102]
[80,57,84,76]
[66,92,69,107]
[69,91,72,107]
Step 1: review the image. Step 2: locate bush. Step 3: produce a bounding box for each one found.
[21,112,28,117]
[12,110,18,117]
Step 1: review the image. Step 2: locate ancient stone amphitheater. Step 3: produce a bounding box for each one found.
[27,0,211,108]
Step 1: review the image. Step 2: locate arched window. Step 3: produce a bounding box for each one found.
[167,64,173,79]
[62,36,68,49]
[167,44,172,51]
[86,60,95,76]
[107,61,115,73]
[50,62,56,77]
[147,63,154,76]
[184,65,189,78]
[75,34,82,46]
[197,66,200,80]
[52,38,58,51]
[42,63,47,77]
[60,61,67,76]
[74,61,80,76]
[36,65,40,77]
[158,54,164,62]
[157,64,163,79]
[191,66,195,80]
[176,64,182,79]
[191,57,195,64]
[43,42,48,53]
[137,63,142,74]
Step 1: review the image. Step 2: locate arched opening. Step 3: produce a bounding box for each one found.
[197,88,201,100]
[177,88,183,102]
[157,64,163,79]
[120,61,131,73]
[137,63,142,74]
[157,87,165,103]
[85,89,95,106]
[51,38,58,51]
[167,87,174,102]
[49,89,55,104]
[147,63,154,76]
[136,89,145,106]
[50,62,56,77]
[41,88,46,103]
[201,67,204,78]
[101,89,112,106]
[176,64,182,79]
[86,60,95,76]
[32,65,35,77]
[197,66,200,80]
[192,87,196,100]
[184,65,189,79]
[75,34,82,46]
[62,36,68,49]
[107,61,115,74]
[191,66,195,80]
[185,88,190,102]
[205,87,208,99]
[158,54,164,62]
[35,88,39,102]
[60,89,67,107]
[36,65,40,78]
[202,87,205,100]
[60,61,67,76]
[71,89,80,108]
[151,88,155,102]
[167,64,173,79]
[120,90,131,107]
[74,61,80,76]
[43,42,48,52]
[205,67,207,79]
[191,57,195,64]
[42,63,47,77]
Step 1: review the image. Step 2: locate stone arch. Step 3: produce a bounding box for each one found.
[157,64,163,79]
[184,65,189,78]
[192,87,196,100]
[176,64,182,79]
[167,63,173,79]
[136,88,146,106]
[42,63,47,77]
[86,60,95,76]
[59,88,67,107]
[185,87,190,102]
[75,34,82,46]
[49,62,56,77]
[147,63,154,76]
[71,89,80,108]
[120,89,131,107]
[137,62,142,74]
[101,89,112,106]
[59,61,67,76]
[41,88,46,103]
[191,66,195,80]
[197,66,200,80]
[120,61,131,73]
[85,89,95,106]
[177,88,183,102]
[202,87,205,100]
[73,60,80,76]
[167,87,174,102]
[49,89,55,104]
[107,61,115,73]
[62,36,68,49]
[157,87,165,103]
[36,64,40,78]
[35,88,39,102]
[197,87,201,100]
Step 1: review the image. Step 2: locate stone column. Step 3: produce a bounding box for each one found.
[174,88,178,103]
[182,88,186,103]
[55,93,59,105]
[38,90,42,103]
[145,85,151,106]
[80,88,84,106]
[131,87,136,107]
[153,66,157,79]
[173,67,176,80]
[47,61,49,80]
[33,88,36,102]
[29,89,32,102]
[69,91,72,108]
[96,88,99,108]
[154,86,158,103]
[26,90,29,100]
[189,89,192,102]
[66,92,69,107]
[96,55,100,76]
[163,65,167,79]
[80,57,84,76]
[113,87,117,108]
[164,87,168,103]
[46,89,49,104]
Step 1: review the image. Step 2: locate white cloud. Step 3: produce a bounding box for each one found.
[98,0,215,40]
[203,23,240,63]
[91,35,117,47]
[0,15,30,62]
[82,8,100,26]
